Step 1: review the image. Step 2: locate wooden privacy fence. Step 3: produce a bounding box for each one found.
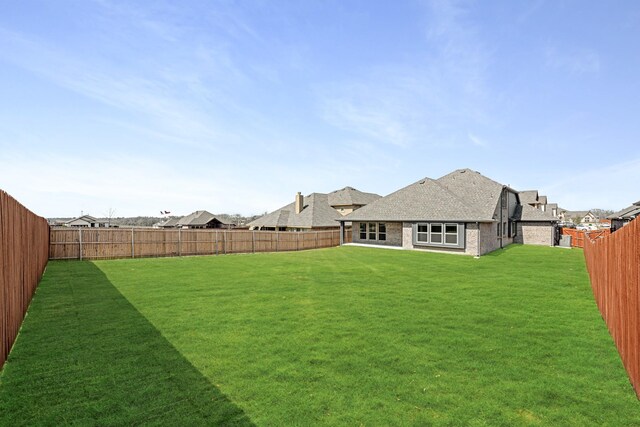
[583,218,640,398]
[0,190,50,369]
[50,228,353,260]
[561,227,610,248]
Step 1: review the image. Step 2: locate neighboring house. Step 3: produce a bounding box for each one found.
[342,168,557,256]
[558,210,597,224]
[157,217,180,228]
[176,210,232,229]
[607,201,640,231]
[518,190,556,215]
[64,215,108,228]
[512,204,558,246]
[248,187,381,231]
[327,187,381,216]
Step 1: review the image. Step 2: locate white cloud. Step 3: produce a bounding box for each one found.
[317,0,494,148]
[468,132,487,147]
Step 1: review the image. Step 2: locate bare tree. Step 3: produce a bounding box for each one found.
[104,207,117,227]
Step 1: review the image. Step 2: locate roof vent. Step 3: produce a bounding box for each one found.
[419,180,426,184]
[460,170,466,173]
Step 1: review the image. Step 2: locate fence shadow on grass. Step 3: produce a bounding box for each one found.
[0,261,254,426]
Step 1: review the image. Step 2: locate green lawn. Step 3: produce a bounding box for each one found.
[1,245,638,426]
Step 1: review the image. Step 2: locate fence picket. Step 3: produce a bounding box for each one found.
[49,228,349,260]
[584,218,640,398]
[0,190,49,370]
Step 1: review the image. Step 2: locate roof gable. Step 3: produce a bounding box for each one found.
[248,193,341,228]
[177,210,229,226]
[518,190,539,205]
[327,187,381,207]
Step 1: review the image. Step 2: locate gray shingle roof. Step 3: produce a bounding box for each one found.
[436,169,506,220]
[512,204,558,222]
[248,193,341,229]
[345,169,504,222]
[327,187,381,207]
[608,201,640,219]
[65,215,98,224]
[519,190,539,204]
[158,217,179,227]
[177,210,229,227]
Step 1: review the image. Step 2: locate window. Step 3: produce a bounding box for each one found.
[497,223,501,237]
[414,222,464,248]
[503,222,507,237]
[430,223,443,243]
[417,224,429,242]
[360,222,388,241]
[378,223,386,241]
[368,222,377,240]
[444,224,458,245]
[510,221,517,237]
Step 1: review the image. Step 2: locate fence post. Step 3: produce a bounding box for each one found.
[276,231,279,252]
[252,231,255,253]
[131,228,135,258]
[215,231,218,255]
[78,228,83,261]
[223,230,227,254]
[178,228,182,257]
[296,232,300,251]
[316,231,319,249]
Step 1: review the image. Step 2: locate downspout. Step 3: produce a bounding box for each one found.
[500,187,504,249]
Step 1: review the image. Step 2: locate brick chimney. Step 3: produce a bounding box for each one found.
[295,192,304,214]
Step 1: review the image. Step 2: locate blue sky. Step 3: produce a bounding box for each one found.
[2,1,640,217]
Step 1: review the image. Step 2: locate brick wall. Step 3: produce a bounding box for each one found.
[515,222,554,246]
[401,222,471,255]
[352,221,402,247]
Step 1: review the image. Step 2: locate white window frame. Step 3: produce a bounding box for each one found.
[416,224,429,243]
[430,223,443,244]
[444,223,458,245]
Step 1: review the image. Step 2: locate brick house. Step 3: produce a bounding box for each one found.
[519,190,558,217]
[63,215,108,228]
[558,210,597,224]
[341,169,558,256]
[607,201,640,232]
[248,187,380,231]
[176,210,232,229]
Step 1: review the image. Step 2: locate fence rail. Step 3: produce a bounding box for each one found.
[0,190,50,369]
[50,228,353,260]
[583,218,640,398]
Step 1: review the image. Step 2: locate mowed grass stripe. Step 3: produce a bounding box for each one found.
[1,245,639,425]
